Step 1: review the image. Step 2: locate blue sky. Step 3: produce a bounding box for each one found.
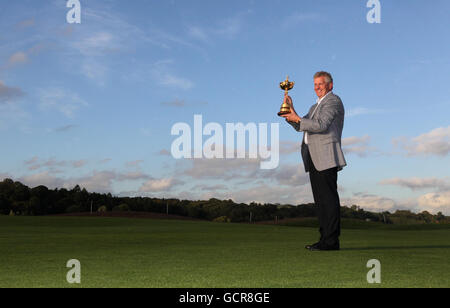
[1,0,449,214]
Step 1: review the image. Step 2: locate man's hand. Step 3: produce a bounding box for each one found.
[281,95,301,123]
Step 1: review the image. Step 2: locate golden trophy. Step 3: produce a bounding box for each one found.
[277,76,295,116]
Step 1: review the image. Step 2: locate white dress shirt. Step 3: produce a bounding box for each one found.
[305,91,333,145]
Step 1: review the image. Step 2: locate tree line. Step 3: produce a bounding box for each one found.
[0,178,448,224]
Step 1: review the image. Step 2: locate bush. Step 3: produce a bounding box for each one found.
[97,205,107,213]
[213,216,231,223]
[112,203,130,212]
[66,205,82,213]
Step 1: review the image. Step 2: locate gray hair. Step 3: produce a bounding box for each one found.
[314,71,333,84]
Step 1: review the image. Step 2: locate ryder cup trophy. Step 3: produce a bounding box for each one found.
[277,76,295,117]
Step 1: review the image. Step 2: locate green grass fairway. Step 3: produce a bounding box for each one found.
[0,216,449,288]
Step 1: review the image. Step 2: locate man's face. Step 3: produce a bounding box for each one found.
[314,76,333,99]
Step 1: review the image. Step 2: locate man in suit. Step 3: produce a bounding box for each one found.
[281,71,346,251]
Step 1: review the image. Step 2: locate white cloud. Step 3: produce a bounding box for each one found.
[39,87,88,118]
[24,157,88,171]
[17,168,154,193]
[393,126,450,157]
[72,160,88,168]
[279,140,300,155]
[187,26,209,41]
[15,18,35,29]
[282,12,322,28]
[380,177,450,192]
[76,171,117,193]
[139,178,183,192]
[177,156,309,196]
[8,51,28,66]
[161,99,186,107]
[72,32,117,57]
[125,160,144,168]
[342,188,450,215]
[53,124,78,133]
[158,73,194,90]
[117,172,151,181]
[185,11,251,43]
[24,156,39,166]
[346,107,384,118]
[69,32,115,83]
[62,7,208,84]
[379,176,450,215]
[0,81,25,103]
[341,192,397,213]
[215,15,243,39]
[0,173,12,180]
[192,184,229,192]
[63,12,142,83]
[342,135,370,146]
[158,149,171,156]
[150,60,194,90]
[53,6,209,85]
[80,60,108,84]
[271,164,309,187]
[19,171,65,189]
[2,43,48,71]
[192,184,313,205]
[417,191,450,215]
[181,158,261,180]
[0,86,30,131]
[342,135,373,157]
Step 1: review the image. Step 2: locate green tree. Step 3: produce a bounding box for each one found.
[13,182,30,202]
[112,203,130,212]
[436,212,445,222]
[0,194,10,215]
[26,196,41,216]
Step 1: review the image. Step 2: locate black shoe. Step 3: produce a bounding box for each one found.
[309,244,340,251]
[305,242,321,250]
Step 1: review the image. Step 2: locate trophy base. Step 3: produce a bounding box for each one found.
[278,110,290,117]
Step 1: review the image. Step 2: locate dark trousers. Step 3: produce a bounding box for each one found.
[306,147,341,248]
